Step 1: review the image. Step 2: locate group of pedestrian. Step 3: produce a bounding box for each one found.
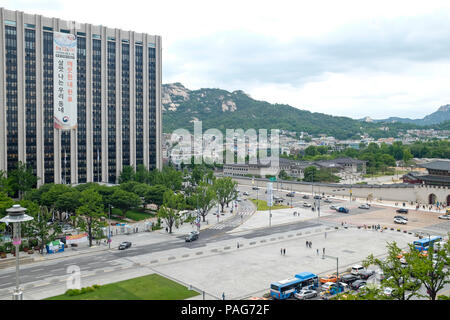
[305,241,312,248]
[280,248,286,255]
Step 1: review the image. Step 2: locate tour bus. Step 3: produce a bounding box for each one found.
[413,236,443,252]
[270,278,302,300]
[294,272,319,289]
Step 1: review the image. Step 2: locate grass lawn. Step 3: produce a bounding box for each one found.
[110,208,155,221]
[46,274,199,300]
[250,199,290,211]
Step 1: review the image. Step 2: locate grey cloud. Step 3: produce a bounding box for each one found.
[164,12,450,88]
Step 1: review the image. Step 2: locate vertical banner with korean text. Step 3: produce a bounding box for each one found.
[53,32,77,130]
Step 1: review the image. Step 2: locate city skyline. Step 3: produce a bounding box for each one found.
[4,0,450,119]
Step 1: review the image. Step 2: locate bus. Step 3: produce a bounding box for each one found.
[294,272,319,289]
[413,236,443,252]
[270,278,302,300]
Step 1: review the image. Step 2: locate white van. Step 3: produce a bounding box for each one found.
[351,265,365,275]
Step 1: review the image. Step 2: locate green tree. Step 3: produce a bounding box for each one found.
[144,185,168,207]
[191,183,216,222]
[118,165,135,183]
[76,190,105,247]
[0,192,14,217]
[135,164,151,184]
[303,166,318,182]
[7,161,39,199]
[0,170,12,196]
[363,242,422,300]
[213,177,237,212]
[406,238,450,300]
[110,189,142,219]
[30,206,54,253]
[158,190,184,233]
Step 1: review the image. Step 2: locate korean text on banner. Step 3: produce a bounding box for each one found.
[53,32,77,130]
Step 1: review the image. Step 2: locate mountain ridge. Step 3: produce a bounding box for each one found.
[161,83,445,139]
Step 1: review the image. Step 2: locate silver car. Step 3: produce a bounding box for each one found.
[294,289,318,300]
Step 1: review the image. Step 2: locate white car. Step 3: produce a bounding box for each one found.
[321,282,335,291]
[303,202,312,207]
[329,205,338,210]
[358,204,370,209]
[438,214,450,220]
[351,265,365,275]
[394,217,407,224]
[384,287,394,296]
[243,192,249,196]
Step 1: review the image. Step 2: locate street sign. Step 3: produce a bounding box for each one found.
[269,177,276,181]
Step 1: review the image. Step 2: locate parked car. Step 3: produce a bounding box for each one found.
[243,192,249,196]
[394,217,407,224]
[340,274,359,284]
[319,274,339,283]
[321,282,336,291]
[252,186,259,190]
[351,265,365,275]
[350,280,367,290]
[324,198,332,203]
[286,192,295,197]
[396,208,408,214]
[358,204,370,209]
[383,287,395,297]
[338,207,349,213]
[394,215,408,221]
[303,202,312,207]
[328,283,348,295]
[438,214,450,220]
[118,241,132,250]
[294,289,318,300]
[185,231,199,242]
[314,195,322,200]
[302,195,310,199]
[358,270,375,280]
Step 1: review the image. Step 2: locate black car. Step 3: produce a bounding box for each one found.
[350,280,366,290]
[252,186,259,190]
[185,231,199,242]
[396,208,408,214]
[314,195,322,200]
[340,274,359,284]
[358,270,375,280]
[302,195,310,199]
[286,192,295,197]
[118,241,132,250]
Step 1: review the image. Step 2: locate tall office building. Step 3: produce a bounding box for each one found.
[0,8,162,186]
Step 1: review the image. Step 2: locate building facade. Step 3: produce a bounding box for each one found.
[0,8,162,186]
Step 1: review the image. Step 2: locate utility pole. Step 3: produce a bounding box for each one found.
[322,254,339,287]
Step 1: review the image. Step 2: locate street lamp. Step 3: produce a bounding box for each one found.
[0,204,34,300]
[108,204,114,249]
[322,254,339,287]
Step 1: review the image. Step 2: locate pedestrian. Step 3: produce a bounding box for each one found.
[306,241,308,247]
[222,292,225,300]
[325,232,327,239]
[310,241,312,248]
[323,248,325,255]
[281,248,283,255]
[283,248,286,255]
[237,242,240,249]
[316,248,319,255]
[165,227,168,233]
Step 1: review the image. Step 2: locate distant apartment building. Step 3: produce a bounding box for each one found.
[0,8,162,185]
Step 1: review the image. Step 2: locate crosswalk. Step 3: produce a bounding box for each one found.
[208,210,254,230]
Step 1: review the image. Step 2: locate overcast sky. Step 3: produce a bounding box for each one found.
[5,0,450,119]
